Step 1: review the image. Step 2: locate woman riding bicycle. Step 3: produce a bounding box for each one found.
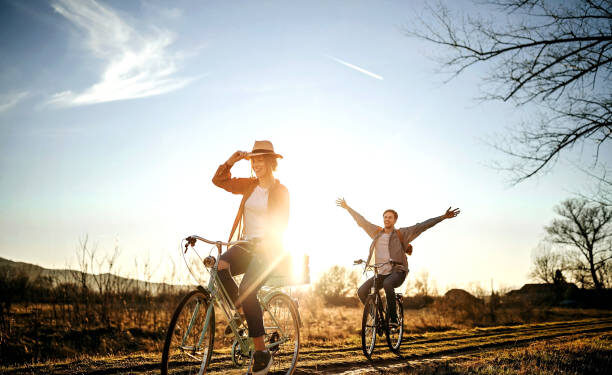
[212,140,289,375]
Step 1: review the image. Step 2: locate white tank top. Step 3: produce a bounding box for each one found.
[242,185,269,240]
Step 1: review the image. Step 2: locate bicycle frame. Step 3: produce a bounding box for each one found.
[181,237,293,358]
[367,263,388,332]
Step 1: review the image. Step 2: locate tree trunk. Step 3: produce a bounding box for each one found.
[590,260,603,290]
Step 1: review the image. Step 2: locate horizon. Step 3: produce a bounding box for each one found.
[0,253,537,295]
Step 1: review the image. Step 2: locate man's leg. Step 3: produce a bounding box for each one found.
[382,270,406,323]
[357,276,376,304]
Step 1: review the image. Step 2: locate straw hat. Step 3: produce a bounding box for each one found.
[245,140,283,159]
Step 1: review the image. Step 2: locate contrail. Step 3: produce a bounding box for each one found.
[325,55,383,80]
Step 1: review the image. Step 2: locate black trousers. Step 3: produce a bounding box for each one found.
[218,243,271,337]
[357,269,406,322]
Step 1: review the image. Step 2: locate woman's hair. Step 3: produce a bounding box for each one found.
[264,154,278,172]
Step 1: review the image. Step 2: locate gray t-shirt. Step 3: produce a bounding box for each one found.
[375,233,393,275]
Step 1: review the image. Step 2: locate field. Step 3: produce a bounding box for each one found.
[1,306,611,374]
[3,261,612,374]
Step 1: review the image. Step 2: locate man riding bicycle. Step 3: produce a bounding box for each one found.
[336,198,460,328]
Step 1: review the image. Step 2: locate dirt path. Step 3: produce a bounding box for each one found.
[3,317,612,374]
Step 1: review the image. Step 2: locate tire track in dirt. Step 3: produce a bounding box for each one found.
[165,318,612,375]
[292,322,612,375]
[296,317,612,357]
[326,330,610,375]
[2,318,611,374]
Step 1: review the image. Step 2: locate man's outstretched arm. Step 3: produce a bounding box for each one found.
[402,207,460,243]
[336,198,379,239]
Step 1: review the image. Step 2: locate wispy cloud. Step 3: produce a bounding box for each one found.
[48,0,193,107]
[325,55,383,80]
[0,91,29,113]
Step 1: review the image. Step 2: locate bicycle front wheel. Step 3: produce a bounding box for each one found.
[361,295,377,359]
[262,293,300,375]
[161,289,215,375]
[385,295,404,353]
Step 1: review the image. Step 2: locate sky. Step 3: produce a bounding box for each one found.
[0,0,608,293]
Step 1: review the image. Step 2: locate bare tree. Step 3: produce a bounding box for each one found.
[406,0,612,183]
[529,243,566,283]
[314,265,358,302]
[413,270,438,297]
[578,164,612,206]
[545,198,612,289]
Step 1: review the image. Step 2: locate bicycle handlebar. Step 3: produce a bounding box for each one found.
[353,259,401,269]
[183,235,246,255]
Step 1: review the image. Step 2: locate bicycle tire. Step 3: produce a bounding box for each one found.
[161,289,215,375]
[262,293,300,375]
[385,295,404,353]
[361,295,377,359]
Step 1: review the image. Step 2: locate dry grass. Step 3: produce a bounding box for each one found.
[2,316,611,374]
[4,287,612,368]
[443,334,612,375]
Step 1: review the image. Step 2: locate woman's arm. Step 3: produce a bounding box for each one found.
[212,151,254,194]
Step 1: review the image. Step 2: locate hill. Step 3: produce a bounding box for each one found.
[0,256,190,295]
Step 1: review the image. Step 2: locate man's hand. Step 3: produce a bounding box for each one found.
[336,197,348,209]
[226,150,247,166]
[443,207,460,219]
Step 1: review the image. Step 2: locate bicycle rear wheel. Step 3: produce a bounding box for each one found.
[262,293,300,375]
[385,295,404,353]
[361,295,377,359]
[161,289,215,375]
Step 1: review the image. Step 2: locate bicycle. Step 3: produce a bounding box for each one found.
[161,235,301,375]
[354,259,404,359]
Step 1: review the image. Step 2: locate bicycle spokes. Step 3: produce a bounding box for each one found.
[161,290,215,375]
[361,296,377,359]
[262,294,300,374]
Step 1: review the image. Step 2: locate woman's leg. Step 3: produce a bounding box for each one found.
[237,257,268,339]
[218,244,251,306]
[382,270,406,323]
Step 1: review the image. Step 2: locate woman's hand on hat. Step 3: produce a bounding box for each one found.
[227,150,247,165]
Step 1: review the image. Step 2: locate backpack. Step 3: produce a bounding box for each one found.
[376,227,413,256]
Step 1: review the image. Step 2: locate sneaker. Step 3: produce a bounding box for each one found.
[251,350,272,375]
[224,313,245,336]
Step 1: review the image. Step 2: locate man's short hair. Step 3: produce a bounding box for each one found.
[383,209,398,220]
